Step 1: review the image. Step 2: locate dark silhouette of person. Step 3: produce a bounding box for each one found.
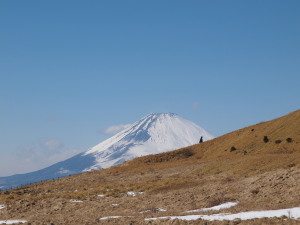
[199,136,203,143]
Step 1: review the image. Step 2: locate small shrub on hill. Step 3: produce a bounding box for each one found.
[263,136,269,143]
[275,140,282,144]
[251,188,259,195]
[230,146,236,152]
[288,163,296,168]
[286,138,293,143]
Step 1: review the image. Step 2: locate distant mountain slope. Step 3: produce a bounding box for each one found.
[0,113,213,190]
[0,154,95,190]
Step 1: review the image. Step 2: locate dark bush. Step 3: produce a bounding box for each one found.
[263,136,269,143]
[251,189,259,195]
[286,138,293,143]
[275,140,282,144]
[230,146,236,152]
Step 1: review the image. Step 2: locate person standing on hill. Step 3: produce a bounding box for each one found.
[199,136,203,143]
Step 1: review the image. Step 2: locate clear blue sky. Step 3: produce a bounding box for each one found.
[1,0,299,176]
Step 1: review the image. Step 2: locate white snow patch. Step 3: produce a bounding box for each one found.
[99,216,133,220]
[145,206,300,221]
[139,210,152,214]
[139,208,167,213]
[158,208,167,212]
[97,194,105,197]
[0,205,5,210]
[69,199,83,203]
[112,204,119,206]
[0,220,27,224]
[127,191,143,197]
[185,202,239,213]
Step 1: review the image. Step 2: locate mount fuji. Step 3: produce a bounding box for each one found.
[0,113,213,190]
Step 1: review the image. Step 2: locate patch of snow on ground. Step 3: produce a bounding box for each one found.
[0,220,27,224]
[0,205,5,210]
[97,194,105,197]
[99,216,133,220]
[185,202,239,213]
[157,208,167,212]
[127,191,143,197]
[112,204,119,206]
[69,199,83,203]
[99,216,122,220]
[145,206,300,221]
[139,210,152,214]
[139,208,167,213]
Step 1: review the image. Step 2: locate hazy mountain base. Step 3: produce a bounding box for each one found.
[0,110,299,224]
[0,153,96,190]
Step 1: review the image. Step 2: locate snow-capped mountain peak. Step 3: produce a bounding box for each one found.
[83,113,214,171]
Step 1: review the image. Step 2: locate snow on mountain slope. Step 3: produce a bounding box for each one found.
[0,113,213,190]
[83,113,214,171]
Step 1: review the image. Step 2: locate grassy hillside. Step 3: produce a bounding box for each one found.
[0,110,299,225]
